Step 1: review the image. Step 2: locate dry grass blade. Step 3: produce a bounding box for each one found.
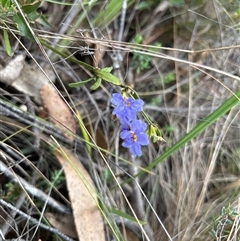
[54,146,105,241]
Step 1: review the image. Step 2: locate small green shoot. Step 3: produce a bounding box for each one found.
[131,34,151,74]
[131,34,162,74]
[164,72,175,84]
[111,208,146,225]
[1,0,49,39]
[50,169,65,189]
[210,205,239,240]
[3,29,12,56]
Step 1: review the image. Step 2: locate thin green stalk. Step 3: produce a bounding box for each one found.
[92,0,134,28]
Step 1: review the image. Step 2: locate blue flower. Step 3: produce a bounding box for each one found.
[111,93,144,123]
[111,92,149,156]
[120,120,149,157]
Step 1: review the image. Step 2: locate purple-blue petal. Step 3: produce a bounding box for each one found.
[126,109,137,119]
[120,122,130,131]
[137,133,149,145]
[111,93,124,106]
[122,138,133,148]
[131,99,144,112]
[111,92,148,157]
[113,105,126,115]
[118,115,133,124]
[131,120,147,133]
[120,130,131,140]
[130,143,142,157]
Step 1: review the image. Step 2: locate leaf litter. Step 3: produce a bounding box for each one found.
[0,54,104,240]
[54,146,105,241]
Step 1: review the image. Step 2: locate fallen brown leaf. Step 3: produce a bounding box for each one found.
[85,122,108,152]
[0,55,55,104]
[54,146,105,241]
[122,228,140,241]
[40,84,76,142]
[45,212,78,238]
[0,55,75,143]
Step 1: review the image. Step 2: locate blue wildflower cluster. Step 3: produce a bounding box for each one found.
[111,93,149,157]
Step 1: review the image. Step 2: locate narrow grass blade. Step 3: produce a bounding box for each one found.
[111,208,146,225]
[140,90,240,176]
[76,110,92,156]
[69,78,94,88]
[3,29,12,56]
[92,0,134,28]
[41,40,122,86]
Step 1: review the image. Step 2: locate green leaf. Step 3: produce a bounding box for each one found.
[169,0,183,7]
[111,208,146,225]
[94,68,121,86]
[41,40,121,86]
[68,78,94,88]
[22,0,41,14]
[27,11,40,22]
[38,14,52,28]
[93,0,135,28]
[102,66,113,72]
[3,29,12,56]
[13,12,33,40]
[2,0,11,8]
[90,77,102,90]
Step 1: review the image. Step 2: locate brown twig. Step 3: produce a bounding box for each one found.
[0,160,71,214]
[0,97,73,145]
[0,199,74,241]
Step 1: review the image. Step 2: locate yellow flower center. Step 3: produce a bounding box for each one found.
[132,133,137,142]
